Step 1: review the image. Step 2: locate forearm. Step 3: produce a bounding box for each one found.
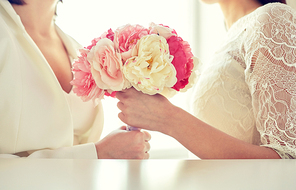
[165,106,281,159]
[116,88,282,159]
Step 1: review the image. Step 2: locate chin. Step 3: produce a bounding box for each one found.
[199,0,219,4]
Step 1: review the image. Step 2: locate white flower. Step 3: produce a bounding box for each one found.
[123,34,177,95]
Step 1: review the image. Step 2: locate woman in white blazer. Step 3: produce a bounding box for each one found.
[0,0,151,159]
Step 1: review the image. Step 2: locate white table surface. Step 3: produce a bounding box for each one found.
[0,159,295,190]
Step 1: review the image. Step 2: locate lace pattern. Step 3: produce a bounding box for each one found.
[191,3,296,158]
[245,3,296,158]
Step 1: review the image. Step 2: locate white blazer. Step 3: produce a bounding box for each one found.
[0,0,104,159]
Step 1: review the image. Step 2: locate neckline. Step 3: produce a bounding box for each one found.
[228,3,284,32]
[64,87,73,95]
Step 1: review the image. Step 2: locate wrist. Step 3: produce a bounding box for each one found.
[95,141,102,159]
[160,105,183,137]
[166,106,197,140]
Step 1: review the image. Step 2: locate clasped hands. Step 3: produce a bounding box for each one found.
[95,87,173,159]
[95,126,151,159]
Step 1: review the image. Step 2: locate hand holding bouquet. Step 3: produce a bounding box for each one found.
[71,23,199,129]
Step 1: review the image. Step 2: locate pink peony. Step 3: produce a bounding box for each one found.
[114,24,149,62]
[149,23,177,39]
[86,29,114,50]
[104,91,117,98]
[87,38,125,92]
[71,49,104,102]
[167,35,194,91]
[71,23,198,104]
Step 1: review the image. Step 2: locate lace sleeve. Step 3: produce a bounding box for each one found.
[244,4,296,158]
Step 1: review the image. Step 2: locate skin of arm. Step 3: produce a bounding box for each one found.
[116,88,281,159]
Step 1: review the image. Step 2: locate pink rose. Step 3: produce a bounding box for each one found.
[86,29,114,50]
[167,35,194,91]
[71,49,104,102]
[114,24,149,62]
[87,38,125,92]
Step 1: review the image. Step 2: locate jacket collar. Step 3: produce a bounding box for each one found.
[0,0,81,63]
[0,0,26,31]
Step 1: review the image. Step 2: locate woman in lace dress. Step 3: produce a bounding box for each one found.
[116,0,296,159]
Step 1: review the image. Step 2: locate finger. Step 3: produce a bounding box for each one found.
[119,126,127,130]
[118,112,126,124]
[143,130,151,142]
[145,142,151,152]
[123,87,140,97]
[144,152,150,159]
[117,101,125,111]
[115,90,126,99]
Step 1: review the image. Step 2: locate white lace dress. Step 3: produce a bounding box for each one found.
[191,3,296,158]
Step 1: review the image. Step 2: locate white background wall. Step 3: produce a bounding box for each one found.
[56,0,226,159]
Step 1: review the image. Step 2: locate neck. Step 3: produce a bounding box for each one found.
[218,0,262,29]
[12,0,59,37]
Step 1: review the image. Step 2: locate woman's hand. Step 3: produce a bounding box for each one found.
[95,126,151,159]
[116,88,177,134]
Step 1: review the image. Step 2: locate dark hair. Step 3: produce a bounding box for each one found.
[8,0,63,5]
[8,0,25,5]
[257,0,286,5]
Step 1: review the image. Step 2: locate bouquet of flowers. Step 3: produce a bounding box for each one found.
[71,23,199,122]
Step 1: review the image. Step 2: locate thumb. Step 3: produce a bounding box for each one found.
[120,126,127,130]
